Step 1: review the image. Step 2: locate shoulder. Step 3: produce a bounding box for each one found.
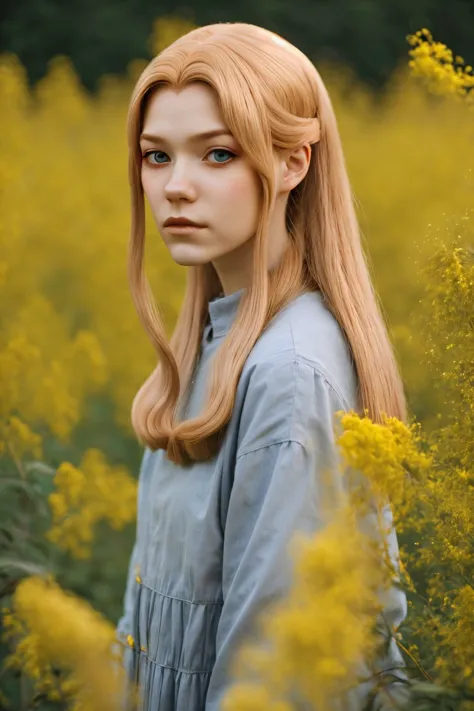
[242,290,359,411]
[233,294,361,457]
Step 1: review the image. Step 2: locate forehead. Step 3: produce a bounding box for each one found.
[142,83,226,133]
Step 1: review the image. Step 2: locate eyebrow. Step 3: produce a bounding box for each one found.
[139,129,233,144]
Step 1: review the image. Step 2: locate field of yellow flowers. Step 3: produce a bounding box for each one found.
[0,18,473,711]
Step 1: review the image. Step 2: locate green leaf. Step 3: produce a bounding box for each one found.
[0,557,48,577]
[23,460,56,477]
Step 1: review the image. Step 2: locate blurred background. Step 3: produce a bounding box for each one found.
[2,0,474,91]
[0,2,473,709]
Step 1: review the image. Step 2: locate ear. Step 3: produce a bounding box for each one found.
[278,143,312,193]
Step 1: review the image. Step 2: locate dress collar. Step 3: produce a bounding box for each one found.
[206,287,246,339]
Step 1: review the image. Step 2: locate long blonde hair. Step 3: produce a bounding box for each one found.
[127,22,407,465]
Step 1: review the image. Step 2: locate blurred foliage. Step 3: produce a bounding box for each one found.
[0,15,473,711]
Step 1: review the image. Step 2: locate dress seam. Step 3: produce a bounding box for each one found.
[236,437,306,461]
[140,580,223,606]
[299,356,350,409]
[236,355,350,460]
[129,646,213,675]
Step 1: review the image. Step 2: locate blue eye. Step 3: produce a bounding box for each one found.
[144,151,168,164]
[208,149,235,163]
[143,148,236,165]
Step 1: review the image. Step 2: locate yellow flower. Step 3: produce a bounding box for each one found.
[5,415,43,460]
[406,28,474,103]
[46,448,137,558]
[3,576,129,711]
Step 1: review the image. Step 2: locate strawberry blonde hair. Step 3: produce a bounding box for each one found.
[127,22,407,465]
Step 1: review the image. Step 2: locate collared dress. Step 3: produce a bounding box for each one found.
[116,288,409,711]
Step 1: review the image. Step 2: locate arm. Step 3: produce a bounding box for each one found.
[204,359,408,710]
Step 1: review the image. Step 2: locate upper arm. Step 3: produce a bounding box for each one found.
[236,356,348,472]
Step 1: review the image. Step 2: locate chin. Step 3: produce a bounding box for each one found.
[168,246,213,266]
[173,257,209,266]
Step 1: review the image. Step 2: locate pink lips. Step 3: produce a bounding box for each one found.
[165,223,205,234]
[164,217,204,228]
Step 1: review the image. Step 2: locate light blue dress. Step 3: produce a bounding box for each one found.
[116,288,409,711]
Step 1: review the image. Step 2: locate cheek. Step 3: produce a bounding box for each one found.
[217,174,260,237]
[140,169,155,201]
[224,171,261,209]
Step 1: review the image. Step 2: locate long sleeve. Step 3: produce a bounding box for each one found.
[204,357,408,711]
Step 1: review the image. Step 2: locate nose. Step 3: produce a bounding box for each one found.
[164,183,197,202]
[164,163,197,202]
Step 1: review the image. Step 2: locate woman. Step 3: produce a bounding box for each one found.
[117,21,409,711]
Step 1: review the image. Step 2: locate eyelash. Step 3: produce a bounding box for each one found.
[142,148,237,166]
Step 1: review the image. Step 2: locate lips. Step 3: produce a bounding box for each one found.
[164,218,203,227]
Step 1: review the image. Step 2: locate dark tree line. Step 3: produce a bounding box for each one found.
[1,0,473,92]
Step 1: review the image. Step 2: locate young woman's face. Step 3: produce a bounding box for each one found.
[139,82,262,294]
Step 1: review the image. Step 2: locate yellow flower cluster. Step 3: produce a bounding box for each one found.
[1,263,109,448]
[407,28,474,103]
[414,464,474,575]
[2,576,129,711]
[413,244,474,577]
[46,448,138,558]
[335,398,474,700]
[336,410,433,529]
[0,414,43,461]
[423,245,474,453]
[0,335,43,458]
[1,55,109,450]
[222,507,387,711]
